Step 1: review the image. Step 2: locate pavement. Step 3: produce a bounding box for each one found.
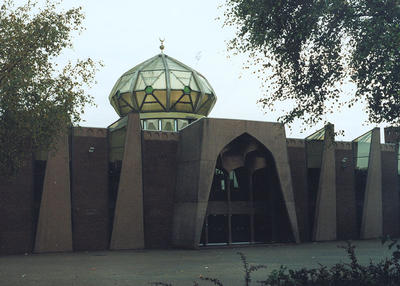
[0,239,393,286]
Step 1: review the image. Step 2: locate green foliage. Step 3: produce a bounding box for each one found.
[0,0,101,177]
[153,240,400,285]
[222,0,400,127]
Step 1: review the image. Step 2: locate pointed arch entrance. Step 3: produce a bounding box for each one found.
[200,133,294,246]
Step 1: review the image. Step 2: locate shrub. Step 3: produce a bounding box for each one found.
[151,238,400,285]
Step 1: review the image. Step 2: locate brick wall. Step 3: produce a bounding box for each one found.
[142,131,179,248]
[381,150,400,237]
[70,128,109,251]
[0,160,34,255]
[287,141,309,242]
[335,148,358,240]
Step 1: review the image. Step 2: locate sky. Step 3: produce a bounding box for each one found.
[30,0,387,140]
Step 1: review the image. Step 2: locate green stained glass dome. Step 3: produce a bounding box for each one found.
[109,53,217,119]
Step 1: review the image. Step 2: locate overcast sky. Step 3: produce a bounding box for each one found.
[39,0,385,140]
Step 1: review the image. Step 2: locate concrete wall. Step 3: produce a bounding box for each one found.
[361,128,382,239]
[110,113,144,250]
[172,118,300,248]
[70,127,109,251]
[142,131,179,248]
[312,124,337,241]
[34,134,73,253]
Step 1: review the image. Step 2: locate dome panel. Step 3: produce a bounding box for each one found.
[189,76,199,91]
[197,75,213,94]
[120,105,131,115]
[152,72,166,89]
[171,92,195,113]
[165,57,188,71]
[110,77,121,98]
[191,91,200,107]
[198,93,209,107]
[142,102,164,112]
[179,94,191,103]
[135,74,146,91]
[169,72,185,89]
[198,97,214,115]
[109,53,216,118]
[170,90,184,106]
[120,92,135,108]
[136,91,146,108]
[170,71,192,87]
[142,56,165,71]
[118,74,135,93]
[153,90,167,108]
[141,70,164,86]
[174,103,193,112]
[144,94,156,103]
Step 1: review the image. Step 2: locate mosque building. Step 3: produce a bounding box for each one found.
[1,45,400,255]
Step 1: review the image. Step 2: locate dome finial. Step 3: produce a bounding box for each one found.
[159,38,165,53]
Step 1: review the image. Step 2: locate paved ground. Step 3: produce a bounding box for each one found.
[0,239,393,286]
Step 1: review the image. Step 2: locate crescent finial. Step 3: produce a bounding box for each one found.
[159,38,165,53]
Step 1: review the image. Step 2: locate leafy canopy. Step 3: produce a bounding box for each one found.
[223,0,400,127]
[0,0,100,177]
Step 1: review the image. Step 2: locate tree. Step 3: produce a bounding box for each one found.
[0,0,100,177]
[223,0,400,127]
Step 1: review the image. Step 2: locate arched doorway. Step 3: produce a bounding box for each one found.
[200,133,294,246]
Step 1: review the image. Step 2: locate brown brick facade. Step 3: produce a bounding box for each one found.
[381,150,400,237]
[70,129,109,251]
[142,132,179,248]
[2,124,400,254]
[287,145,309,242]
[0,160,34,255]
[335,149,358,240]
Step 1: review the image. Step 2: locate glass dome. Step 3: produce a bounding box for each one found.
[109,53,217,120]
